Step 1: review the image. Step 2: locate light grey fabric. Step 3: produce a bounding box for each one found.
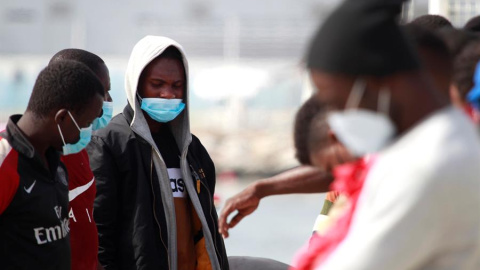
[228,256,294,270]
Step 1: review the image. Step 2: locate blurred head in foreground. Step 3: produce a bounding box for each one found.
[305,0,448,156]
[293,96,353,171]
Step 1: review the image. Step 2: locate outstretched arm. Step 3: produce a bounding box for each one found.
[218,165,333,238]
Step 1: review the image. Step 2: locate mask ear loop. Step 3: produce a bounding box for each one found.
[57,125,67,146]
[136,93,143,103]
[345,78,367,109]
[377,87,391,115]
[57,110,79,146]
[67,111,81,131]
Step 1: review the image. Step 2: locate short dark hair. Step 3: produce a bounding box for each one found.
[307,110,330,159]
[452,40,480,100]
[404,24,453,95]
[49,48,105,75]
[410,14,453,31]
[464,15,480,33]
[293,96,326,165]
[158,46,183,61]
[437,28,480,58]
[27,60,104,118]
[404,24,450,54]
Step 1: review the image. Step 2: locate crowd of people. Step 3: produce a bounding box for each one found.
[1,0,480,269]
[220,0,480,269]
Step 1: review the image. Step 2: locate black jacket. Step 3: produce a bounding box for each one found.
[87,105,228,270]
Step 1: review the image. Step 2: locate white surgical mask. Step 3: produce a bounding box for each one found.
[327,79,396,157]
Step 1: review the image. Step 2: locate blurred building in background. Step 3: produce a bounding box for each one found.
[429,0,480,26]
[0,0,338,58]
[0,0,476,175]
[1,0,341,174]
[2,0,477,263]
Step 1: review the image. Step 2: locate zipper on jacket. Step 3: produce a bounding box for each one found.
[187,159,224,268]
[199,168,206,179]
[150,151,170,269]
[189,163,218,251]
[189,164,201,194]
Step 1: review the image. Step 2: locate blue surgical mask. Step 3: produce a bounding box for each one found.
[92,101,113,130]
[139,96,185,123]
[57,111,93,155]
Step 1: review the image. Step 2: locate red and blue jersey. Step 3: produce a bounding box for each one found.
[0,115,71,269]
[62,149,99,270]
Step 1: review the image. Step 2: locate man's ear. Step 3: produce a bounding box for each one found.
[54,109,69,125]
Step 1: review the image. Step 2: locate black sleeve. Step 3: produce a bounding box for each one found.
[87,135,120,270]
[190,135,216,192]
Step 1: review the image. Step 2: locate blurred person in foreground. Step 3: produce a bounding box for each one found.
[87,36,228,270]
[404,24,453,104]
[295,0,480,269]
[301,100,357,235]
[464,15,480,33]
[450,40,480,121]
[406,18,480,119]
[0,61,104,269]
[49,48,113,270]
[435,28,480,118]
[437,27,480,58]
[224,96,357,270]
[228,98,364,270]
[219,15,456,242]
[219,97,332,237]
[466,62,480,117]
[218,97,352,239]
[409,14,453,31]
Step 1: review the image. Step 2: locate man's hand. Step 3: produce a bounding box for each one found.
[218,184,261,238]
[218,166,332,238]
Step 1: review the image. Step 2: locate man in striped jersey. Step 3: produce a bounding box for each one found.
[0,60,104,269]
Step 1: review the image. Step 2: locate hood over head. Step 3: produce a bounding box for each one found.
[125,35,191,149]
[124,36,225,270]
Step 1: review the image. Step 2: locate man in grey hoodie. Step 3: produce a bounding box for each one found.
[87,36,228,270]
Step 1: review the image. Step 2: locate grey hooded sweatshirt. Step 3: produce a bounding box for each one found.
[88,36,229,270]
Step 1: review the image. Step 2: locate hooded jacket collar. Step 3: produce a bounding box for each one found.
[125,36,222,270]
[125,35,192,152]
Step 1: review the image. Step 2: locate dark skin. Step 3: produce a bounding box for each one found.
[218,134,354,238]
[218,166,332,238]
[138,56,194,270]
[309,69,449,135]
[310,137,354,173]
[137,57,186,133]
[16,94,104,168]
[218,68,449,238]
[417,48,452,100]
[96,63,113,102]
